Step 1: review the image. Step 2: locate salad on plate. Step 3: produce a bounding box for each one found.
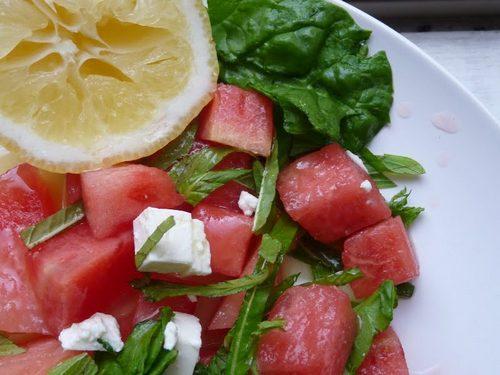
[0,0,425,374]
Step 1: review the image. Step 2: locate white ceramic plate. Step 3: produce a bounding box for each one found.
[330,1,500,373]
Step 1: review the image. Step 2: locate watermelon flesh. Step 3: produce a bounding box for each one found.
[195,297,223,329]
[29,222,139,334]
[198,84,274,157]
[200,181,252,214]
[82,164,184,239]
[357,327,409,375]
[192,203,254,277]
[0,229,49,335]
[343,216,419,298]
[277,143,391,243]
[257,284,357,374]
[65,174,82,205]
[213,152,253,171]
[0,164,56,233]
[0,338,78,375]
[134,295,196,324]
[209,248,259,330]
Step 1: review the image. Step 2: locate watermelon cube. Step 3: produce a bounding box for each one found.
[29,222,140,333]
[257,285,357,374]
[0,164,56,233]
[0,338,78,375]
[82,164,184,239]
[209,248,259,330]
[65,174,82,205]
[192,204,254,277]
[0,229,49,335]
[201,181,252,214]
[277,143,391,243]
[195,297,223,329]
[343,216,419,298]
[198,84,274,156]
[213,152,254,171]
[358,327,409,375]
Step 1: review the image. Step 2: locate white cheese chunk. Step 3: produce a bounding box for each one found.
[280,256,313,285]
[238,191,259,216]
[133,208,211,276]
[165,313,202,375]
[58,313,124,352]
[360,179,373,192]
[163,321,178,351]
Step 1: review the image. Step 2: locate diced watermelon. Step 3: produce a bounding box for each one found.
[134,294,196,324]
[81,164,184,238]
[357,327,409,375]
[0,338,78,375]
[192,204,254,277]
[201,181,252,213]
[65,174,81,205]
[209,248,259,330]
[0,164,56,233]
[195,297,223,329]
[29,222,140,334]
[257,285,357,374]
[1,332,45,346]
[343,216,419,298]
[213,152,254,171]
[0,230,49,335]
[201,328,228,354]
[277,143,391,243]
[198,84,274,156]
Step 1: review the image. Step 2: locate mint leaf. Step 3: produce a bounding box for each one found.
[258,234,282,263]
[93,307,177,375]
[312,268,363,286]
[209,0,393,151]
[135,216,175,269]
[135,270,270,301]
[48,353,97,375]
[169,147,250,205]
[251,319,285,337]
[20,202,85,249]
[252,160,264,191]
[253,140,279,232]
[345,280,397,374]
[360,148,425,177]
[0,334,25,357]
[145,122,198,170]
[97,339,115,353]
[226,215,298,375]
[396,282,415,299]
[388,188,425,226]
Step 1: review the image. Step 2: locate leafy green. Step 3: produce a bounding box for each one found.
[258,234,282,263]
[345,280,397,374]
[312,268,363,286]
[252,160,264,191]
[145,122,198,170]
[251,319,285,337]
[93,308,177,375]
[20,202,85,249]
[135,216,175,269]
[253,140,279,232]
[266,273,299,310]
[209,0,393,152]
[360,148,425,176]
[291,236,343,280]
[396,282,415,299]
[226,215,298,375]
[0,334,25,357]
[97,339,115,353]
[364,163,397,189]
[194,347,229,374]
[135,270,270,301]
[169,147,244,204]
[388,188,425,226]
[48,354,98,375]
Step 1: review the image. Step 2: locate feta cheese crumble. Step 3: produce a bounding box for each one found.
[238,191,259,216]
[165,313,202,375]
[163,321,178,351]
[360,180,372,192]
[133,208,211,276]
[58,313,124,352]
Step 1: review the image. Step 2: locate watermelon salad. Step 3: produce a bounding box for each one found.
[0,1,427,374]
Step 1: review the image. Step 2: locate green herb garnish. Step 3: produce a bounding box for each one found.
[253,140,279,232]
[396,282,415,299]
[251,319,285,337]
[258,234,282,263]
[388,188,425,226]
[48,353,97,375]
[360,148,425,176]
[0,334,25,357]
[291,236,343,280]
[252,160,264,191]
[345,280,397,374]
[135,270,271,301]
[20,201,85,249]
[312,268,363,286]
[135,216,175,269]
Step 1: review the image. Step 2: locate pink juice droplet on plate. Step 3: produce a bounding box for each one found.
[431,111,460,134]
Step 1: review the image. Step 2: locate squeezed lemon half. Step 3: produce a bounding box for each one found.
[0,0,218,173]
